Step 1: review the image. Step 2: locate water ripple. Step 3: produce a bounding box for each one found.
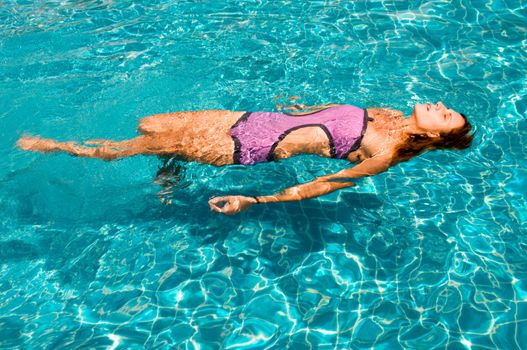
[1,0,526,348]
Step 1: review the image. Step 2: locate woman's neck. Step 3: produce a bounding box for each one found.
[400,113,434,137]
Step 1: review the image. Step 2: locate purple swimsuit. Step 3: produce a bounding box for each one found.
[229,104,369,165]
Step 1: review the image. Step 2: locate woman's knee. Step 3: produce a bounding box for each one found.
[138,113,188,135]
[138,115,162,135]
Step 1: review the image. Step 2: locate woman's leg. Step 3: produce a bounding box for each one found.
[16,135,153,161]
[17,110,244,165]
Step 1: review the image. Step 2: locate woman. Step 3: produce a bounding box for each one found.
[17,102,474,215]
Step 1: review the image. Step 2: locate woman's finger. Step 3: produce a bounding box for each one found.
[222,203,237,215]
[209,196,226,205]
[209,197,227,208]
[209,198,224,211]
[209,202,221,212]
[209,196,234,213]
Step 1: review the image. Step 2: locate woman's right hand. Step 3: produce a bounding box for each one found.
[209,195,257,215]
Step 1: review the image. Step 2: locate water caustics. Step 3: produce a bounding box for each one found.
[0,0,526,349]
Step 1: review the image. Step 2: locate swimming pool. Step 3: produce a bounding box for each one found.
[1,0,526,348]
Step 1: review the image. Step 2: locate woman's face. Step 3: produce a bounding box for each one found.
[412,102,465,134]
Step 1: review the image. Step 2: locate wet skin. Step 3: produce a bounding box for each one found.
[17,102,466,214]
[411,101,465,135]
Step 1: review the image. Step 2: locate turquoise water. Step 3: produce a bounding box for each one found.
[1,0,526,348]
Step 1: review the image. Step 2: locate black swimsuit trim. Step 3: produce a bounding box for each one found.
[342,108,370,159]
[231,112,252,164]
[282,106,334,116]
[267,124,337,162]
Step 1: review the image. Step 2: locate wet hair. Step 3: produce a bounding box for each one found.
[392,113,474,165]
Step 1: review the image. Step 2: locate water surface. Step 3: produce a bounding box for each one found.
[1,0,526,348]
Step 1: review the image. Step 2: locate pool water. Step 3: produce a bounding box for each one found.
[1,0,526,348]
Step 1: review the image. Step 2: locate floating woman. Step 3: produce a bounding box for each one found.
[17,102,474,215]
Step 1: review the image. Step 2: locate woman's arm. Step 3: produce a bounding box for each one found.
[209,154,392,214]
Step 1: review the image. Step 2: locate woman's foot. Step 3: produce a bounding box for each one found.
[16,136,63,153]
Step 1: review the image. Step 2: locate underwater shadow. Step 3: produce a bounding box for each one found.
[0,240,40,262]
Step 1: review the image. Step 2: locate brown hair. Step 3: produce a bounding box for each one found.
[392,113,475,165]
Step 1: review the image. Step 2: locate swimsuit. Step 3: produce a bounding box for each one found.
[229,104,369,165]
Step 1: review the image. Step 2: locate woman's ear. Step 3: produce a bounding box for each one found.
[426,131,440,138]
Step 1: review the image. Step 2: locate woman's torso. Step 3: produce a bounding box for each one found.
[142,105,402,166]
[229,104,396,165]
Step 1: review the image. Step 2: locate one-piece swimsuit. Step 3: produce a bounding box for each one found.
[229,104,369,165]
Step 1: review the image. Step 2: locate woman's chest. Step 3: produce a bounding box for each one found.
[272,126,333,159]
[272,125,370,161]
[357,122,400,160]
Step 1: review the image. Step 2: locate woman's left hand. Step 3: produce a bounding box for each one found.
[209,195,257,215]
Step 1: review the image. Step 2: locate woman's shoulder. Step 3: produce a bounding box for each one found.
[356,107,406,163]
